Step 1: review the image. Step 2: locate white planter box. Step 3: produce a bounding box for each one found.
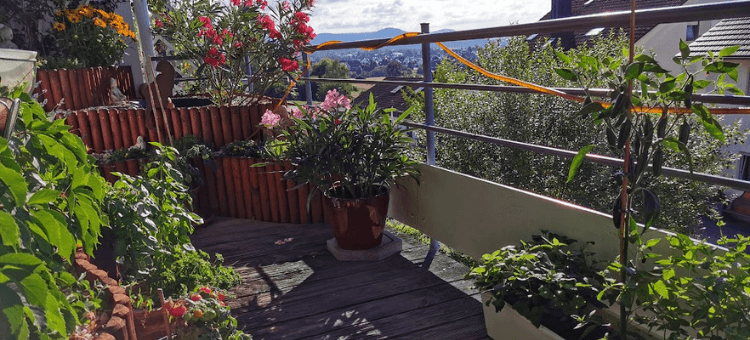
[482,293,564,340]
[0,48,37,93]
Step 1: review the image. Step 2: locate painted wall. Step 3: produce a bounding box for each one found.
[388,164,684,263]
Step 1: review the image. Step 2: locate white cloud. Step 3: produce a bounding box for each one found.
[308,0,550,34]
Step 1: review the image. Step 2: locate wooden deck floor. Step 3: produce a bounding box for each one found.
[191,217,489,340]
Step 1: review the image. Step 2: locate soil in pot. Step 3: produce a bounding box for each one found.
[323,186,389,250]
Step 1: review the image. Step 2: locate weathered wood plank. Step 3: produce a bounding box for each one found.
[193,218,488,340]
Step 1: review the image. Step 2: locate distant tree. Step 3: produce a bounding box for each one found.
[309,58,356,101]
[385,60,407,77]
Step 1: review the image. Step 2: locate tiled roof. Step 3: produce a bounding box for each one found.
[352,77,423,112]
[537,0,686,48]
[688,17,750,58]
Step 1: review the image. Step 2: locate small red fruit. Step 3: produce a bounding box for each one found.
[193,309,204,318]
[217,292,226,301]
[199,286,212,295]
[170,305,187,318]
[190,294,201,301]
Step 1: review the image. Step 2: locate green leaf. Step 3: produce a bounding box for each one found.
[644,238,661,249]
[555,50,571,64]
[624,62,645,80]
[679,39,690,60]
[0,163,27,207]
[577,102,604,117]
[718,45,740,57]
[652,280,669,299]
[567,145,595,183]
[663,268,676,280]
[27,190,61,206]
[0,211,20,247]
[555,68,578,81]
[0,254,42,267]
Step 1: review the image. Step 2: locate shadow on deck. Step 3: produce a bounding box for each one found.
[190,217,489,340]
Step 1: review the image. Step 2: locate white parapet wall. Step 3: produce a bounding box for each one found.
[388,163,690,263]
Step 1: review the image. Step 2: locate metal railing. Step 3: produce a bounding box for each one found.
[300,0,750,193]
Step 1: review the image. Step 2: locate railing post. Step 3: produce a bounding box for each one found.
[420,22,440,269]
[303,53,313,106]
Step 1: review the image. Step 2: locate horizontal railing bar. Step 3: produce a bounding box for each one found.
[401,121,750,191]
[151,55,190,61]
[307,1,750,51]
[303,77,750,105]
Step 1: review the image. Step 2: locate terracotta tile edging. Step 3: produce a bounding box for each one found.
[73,247,137,340]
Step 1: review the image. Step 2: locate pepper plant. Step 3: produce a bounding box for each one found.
[0,91,108,339]
[560,41,743,339]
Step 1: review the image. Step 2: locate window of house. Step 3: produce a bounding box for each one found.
[686,24,699,41]
[585,27,605,36]
[739,154,750,180]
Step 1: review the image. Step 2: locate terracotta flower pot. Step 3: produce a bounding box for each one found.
[323,187,389,250]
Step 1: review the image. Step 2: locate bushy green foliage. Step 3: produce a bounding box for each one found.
[467,232,606,331]
[105,143,201,282]
[0,91,107,339]
[624,234,750,339]
[406,33,744,234]
[310,58,357,101]
[147,247,241,303]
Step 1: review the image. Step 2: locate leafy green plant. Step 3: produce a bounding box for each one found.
[105,143,201,282]
[467,232,608,337]
[561,41,744,339]
[146,246,240,303]
[262,91,420,199]
[219,139,264,158]
[172,135,214,188]
[100,146,150,164]
[618,234,750,340]
[0,91,107,339]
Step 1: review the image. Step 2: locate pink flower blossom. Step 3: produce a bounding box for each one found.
[279,57,298,71]
[320,89,351,111]
[290,107,304,119]
[256,0,268,10]
[198,16,212,29]
[282,1,291,10]
[231,0,242,5]
[294,12,309,23]
[260,109,281,127]
[307,0,315,8]
[155,19,164,28]
[234,41,242,48]
[257,15,276,34]
[204,47,226,67]
[213,35,223,45]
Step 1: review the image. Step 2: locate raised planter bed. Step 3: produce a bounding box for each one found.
[34,66,136,112]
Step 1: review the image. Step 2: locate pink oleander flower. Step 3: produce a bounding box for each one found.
[204,47,225,67]
[198,16,212,29]
[282,1,291,10]
[234,40,242,48]
[257,15,276,33]
[256,0,268,10]
[231,0,242,5]
[279,57,298,72]
[260,109,281,127]
[290,107,304,119]
[213,35,223,45]
[307,0,315,8]
[155,19,163,28]
[320,89,351,111]
[294,12,309,23]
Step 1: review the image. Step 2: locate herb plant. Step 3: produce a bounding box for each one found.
[467,232,607,336]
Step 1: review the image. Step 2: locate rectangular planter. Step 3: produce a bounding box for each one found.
[481,293,563,340]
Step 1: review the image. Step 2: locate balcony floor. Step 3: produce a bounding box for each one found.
[191,217,489,340]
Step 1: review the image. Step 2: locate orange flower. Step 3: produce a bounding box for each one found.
[94,18,107,28]
[67,13,82,23]
[53,22,66,31]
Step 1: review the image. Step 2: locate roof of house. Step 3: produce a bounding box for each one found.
[687,17,750,59]
[352,77,423,112]
[536,0,686,48]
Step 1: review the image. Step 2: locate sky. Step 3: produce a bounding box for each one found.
[306,0,552,34]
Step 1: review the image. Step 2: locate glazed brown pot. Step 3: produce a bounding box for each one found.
[323,187,389,250]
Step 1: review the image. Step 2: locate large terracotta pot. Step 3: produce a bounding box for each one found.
[323,187,389,250]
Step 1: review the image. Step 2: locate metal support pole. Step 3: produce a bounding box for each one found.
[303,53,313,106]
[420,23,440,269]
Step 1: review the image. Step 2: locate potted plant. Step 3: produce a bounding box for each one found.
[261,90,420,249]
[467,232,613,340]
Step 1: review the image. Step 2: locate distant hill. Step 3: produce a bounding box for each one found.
[312,27,497,50]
